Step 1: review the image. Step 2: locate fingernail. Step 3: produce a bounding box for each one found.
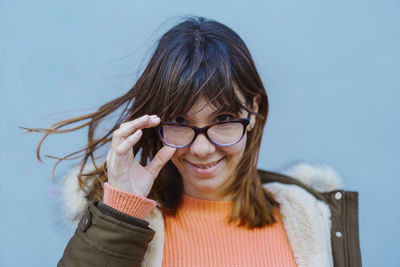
[150,115,159,120]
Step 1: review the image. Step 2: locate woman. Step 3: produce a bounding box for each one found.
[30,17,361,266]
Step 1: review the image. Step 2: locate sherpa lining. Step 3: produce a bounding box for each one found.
[264,183,334,267]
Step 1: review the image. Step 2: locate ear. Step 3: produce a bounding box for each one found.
[248,94,261,131]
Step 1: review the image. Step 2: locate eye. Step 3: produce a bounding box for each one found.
[215,113,235,122]
[170,116,187,124]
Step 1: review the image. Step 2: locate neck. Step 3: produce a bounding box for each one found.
[183,187,233,201]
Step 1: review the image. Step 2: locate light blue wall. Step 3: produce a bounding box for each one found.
[1,1,399,266]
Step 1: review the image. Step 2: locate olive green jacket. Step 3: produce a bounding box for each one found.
[58,170,362,267]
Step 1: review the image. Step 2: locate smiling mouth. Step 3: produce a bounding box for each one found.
[188,158,225,169]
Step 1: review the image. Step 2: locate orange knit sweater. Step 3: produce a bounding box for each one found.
[103,182,297,267]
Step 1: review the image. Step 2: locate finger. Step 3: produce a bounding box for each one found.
[119,115,160,136]
[115,129,143,155]
[145,146,176,177]
[111,115,159,148]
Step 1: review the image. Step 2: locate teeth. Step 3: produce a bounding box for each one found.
[193,161,219,169]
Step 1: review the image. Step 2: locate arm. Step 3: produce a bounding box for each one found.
[58,201,155,267]
[59,115,174,266]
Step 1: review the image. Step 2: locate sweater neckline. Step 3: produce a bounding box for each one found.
[182,193,232,203]
[180,194,232,215]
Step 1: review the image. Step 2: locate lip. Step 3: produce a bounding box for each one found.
[185,157,225,176]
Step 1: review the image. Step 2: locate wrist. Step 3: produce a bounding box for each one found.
[103,182,156,219]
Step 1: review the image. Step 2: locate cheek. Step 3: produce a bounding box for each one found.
[170,147,187,165]
[220,137,247,159]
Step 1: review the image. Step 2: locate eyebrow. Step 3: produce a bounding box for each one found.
[179,109,237,119]
[212,106,246,115]
[213,106,242,115]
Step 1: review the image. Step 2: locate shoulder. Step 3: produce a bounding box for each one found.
[259,163,345,239]
[260,163,345,266]
[259,162,343,193]
[259,162,345,204]
[61,162,101,227]
[262,164,362,266]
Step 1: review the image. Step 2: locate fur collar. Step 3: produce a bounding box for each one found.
[281,162,343,192]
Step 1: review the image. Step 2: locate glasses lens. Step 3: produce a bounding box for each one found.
[208,122,244,145]
[160,125,195,147]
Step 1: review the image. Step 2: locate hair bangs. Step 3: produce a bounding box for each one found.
[160,47,249,120]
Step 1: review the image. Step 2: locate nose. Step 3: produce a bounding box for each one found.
[190,133,216,158]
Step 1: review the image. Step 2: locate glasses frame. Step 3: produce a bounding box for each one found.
[156,112,251,148]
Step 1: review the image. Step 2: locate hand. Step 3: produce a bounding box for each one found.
[106,114,176,197]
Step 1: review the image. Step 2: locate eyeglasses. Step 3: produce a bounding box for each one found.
[156,113,251,148]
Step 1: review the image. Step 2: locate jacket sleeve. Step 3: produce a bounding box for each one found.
[57,200,155,267]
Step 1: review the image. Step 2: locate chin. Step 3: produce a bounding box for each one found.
[182,171,232,200]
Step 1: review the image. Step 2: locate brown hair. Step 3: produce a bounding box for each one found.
[26,16,278,228]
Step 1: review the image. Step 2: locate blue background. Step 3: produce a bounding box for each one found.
[1,1,399,266]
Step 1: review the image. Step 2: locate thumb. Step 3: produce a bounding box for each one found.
[145,146,176,178]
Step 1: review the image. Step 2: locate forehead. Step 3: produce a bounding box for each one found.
[186,95,218,116]
[185,90,247,117]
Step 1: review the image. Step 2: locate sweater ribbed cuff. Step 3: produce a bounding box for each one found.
[103,182,156,219]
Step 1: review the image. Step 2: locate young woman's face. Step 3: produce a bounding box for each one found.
[169,94,255,201]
